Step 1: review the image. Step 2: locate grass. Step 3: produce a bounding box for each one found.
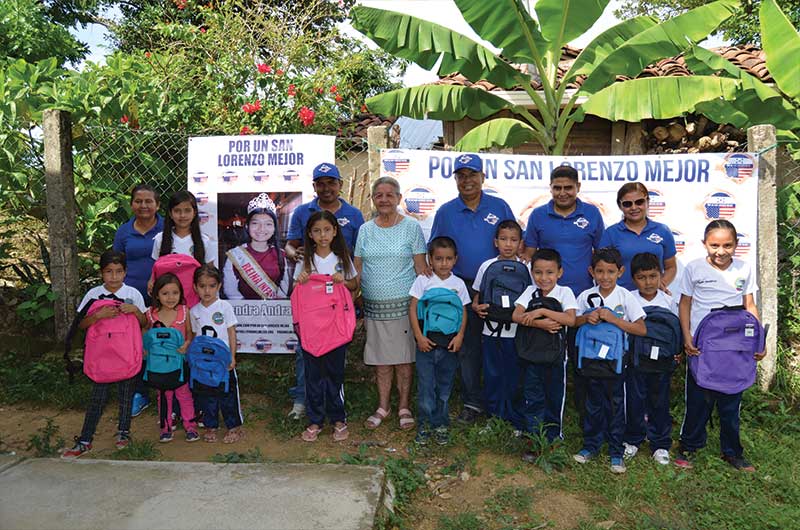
[110,439,161,461]
[209,447,268,463]
[26,418,65,457]
[0,350,92,409]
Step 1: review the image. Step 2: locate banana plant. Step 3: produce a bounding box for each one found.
[351,0,740,154]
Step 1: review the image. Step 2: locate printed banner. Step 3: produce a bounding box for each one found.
[188,135,335,354]
[381,150,760,291]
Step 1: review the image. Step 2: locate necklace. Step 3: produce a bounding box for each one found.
[377,212,401,228]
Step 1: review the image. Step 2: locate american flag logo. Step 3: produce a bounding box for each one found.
[724,153,755,183]
[734,233,751,257]
[198,211,210,225]
[196,192,209,205]
[283,170,299,181]
[703,192,736,219]
[383,158,410,176]
[221,171,238,183]
[648,190,666,217]
[284,337,299,352]
[252,170,269,182]
[404,187,436,216]
[672,231,685,254]
[192,171,208,183]
[254,338,272,352]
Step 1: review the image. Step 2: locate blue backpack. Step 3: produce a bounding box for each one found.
[143,325,186,390]
[417,287,464,348]
[479,260,532,336]
[628,306,682,373]
[186,326,232,395]
[576,294,626,378]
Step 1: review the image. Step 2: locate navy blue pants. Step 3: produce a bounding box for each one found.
[289,349,306,406]
[416,346,459,431]
[582,374,626,458]
[518,358,566,442]
[566,328,587,429]
[458,284,484,412]
[303,344,347,426]
[200,369,243,430]
[482,335,522,426]
[624,367,673,451]
[680,367,743,457]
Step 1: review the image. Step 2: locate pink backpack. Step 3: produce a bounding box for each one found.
[152,254,201,308]
[290,274,356,357]
[84,299,143,383]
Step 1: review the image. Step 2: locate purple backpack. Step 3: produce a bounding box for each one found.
[689,306,766,394]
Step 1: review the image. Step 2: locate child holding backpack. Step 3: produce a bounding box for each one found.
[294,211,359,442]
[675,220,764,472]
[622,252,681,466]
[188,264,244,444]
[144,273,199,443]
[62,251,147,458]
[472,220,531,427]
[573,247,646,473]
[409,236,470,446]
[512,249,577,450]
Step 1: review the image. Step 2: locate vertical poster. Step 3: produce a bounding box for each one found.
[188,134,335,353]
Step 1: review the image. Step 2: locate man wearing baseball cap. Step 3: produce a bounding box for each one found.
[429,153,515,424]
[285,161,365,419]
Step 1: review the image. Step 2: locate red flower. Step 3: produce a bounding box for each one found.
[257,63,271,74]
[200,27,206,33]
[330,85,337,93]
[360,104,368,113]
[144,51,151,59]
[335,94,343,103]
[276,69,284,76]
[298,106,315,127]
[240,126,253,135]
[253,100,261,111]
[120,115,129,124]
[316,87,324,94]
[241,103,252,113]
[175,0,187,9]
[287,84,296,97]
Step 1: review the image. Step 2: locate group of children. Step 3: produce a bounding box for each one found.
[63,188,764,475]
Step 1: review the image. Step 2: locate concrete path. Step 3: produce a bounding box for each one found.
[0,456,384,530]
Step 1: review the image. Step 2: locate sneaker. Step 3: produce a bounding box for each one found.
[573,449,594,464]
[653,449,670,465]
[456,407,481,425]
[131,393,150,417]
[185,431,200,443]
[196,411,205,428]
[159,432,174,443]
[722,455,755,472]
[288,403,306,420]
[433,427,449,446]
[61,439,92,459]
[414,430,430,446]
[623,442,639,460]
[115,431,131,450]
[610,457,627,474]
[674,450,695,469]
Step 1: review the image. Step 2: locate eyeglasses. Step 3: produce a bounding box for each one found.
[620,198,647,208]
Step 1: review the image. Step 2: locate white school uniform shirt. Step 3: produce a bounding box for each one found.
[678,257,757,336]
[190,299,237,348]
[293,252,358,280]
[515,284,578,313]
[576,285,646,324]
[78,284,146,312]
[409,273,471,305]
[151,231,216,265]
[472,256,531,338]
[633,290,678,316]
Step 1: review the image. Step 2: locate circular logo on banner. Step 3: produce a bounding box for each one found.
[734,232,751,258]
[212,312,224,325]
[221,171,238,184]
[282,169,299,182]
[198,211,210,225]
[647,190,666,217]
[382,150,411,178]
[403,187,437,220]
[702,192,736,220]
[284,337,299,352]
[255,338,272,352]
[252,170,269,182]
[192,171,208,184]
[196,191,209,205]
[724,153,755,183]
[671,231,686,255]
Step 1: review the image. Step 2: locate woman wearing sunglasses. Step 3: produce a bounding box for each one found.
[599,183,677,293]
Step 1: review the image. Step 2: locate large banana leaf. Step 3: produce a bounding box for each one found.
[365,85,513,121]
[761,0,800,101]
[454,118,542,152]
[575,76,740,122]
[579,0,738,95]
[350,6,522,89]
[453,0,546,64]
[535,0,610,60]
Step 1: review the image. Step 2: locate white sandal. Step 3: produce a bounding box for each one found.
[365,407,390,429]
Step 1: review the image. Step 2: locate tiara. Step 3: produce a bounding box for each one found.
[247,193,277,214]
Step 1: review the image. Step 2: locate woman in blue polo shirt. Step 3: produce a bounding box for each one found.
[599,182,677,292]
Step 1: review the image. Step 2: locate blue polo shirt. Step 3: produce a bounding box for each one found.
[287,198,365,253]
[113,215,164,304]
[429,192,515,281]
[599,219,677,290]
[523,199,604,296]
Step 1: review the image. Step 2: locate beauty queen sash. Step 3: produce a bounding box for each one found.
[227,246,280,299]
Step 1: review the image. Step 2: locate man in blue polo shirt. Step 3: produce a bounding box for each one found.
[284,162,365,419]
[429,153,515,424]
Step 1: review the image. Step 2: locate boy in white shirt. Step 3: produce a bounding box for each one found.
[409,237,470,446]
[512,249,577,454]
[573,248,646,474]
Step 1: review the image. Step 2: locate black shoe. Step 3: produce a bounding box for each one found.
[456,407,481,425]
[723,455,755,472]
[674,450,695,469]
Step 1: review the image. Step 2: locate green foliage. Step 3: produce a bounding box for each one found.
[522,424,570,474]
[26,417,65,457]
[0,350,91,409]
[110,439,161,460]
[210,447,268,464]
[436,512,483,530]
[15,283,56,326]
[0,0,87,65]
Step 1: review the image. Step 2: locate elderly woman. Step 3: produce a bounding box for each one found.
[599,182,677,292]
[354,177,427,431]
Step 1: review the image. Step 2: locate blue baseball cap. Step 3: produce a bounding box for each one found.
[312,162,341,180]
[453,153,483,173]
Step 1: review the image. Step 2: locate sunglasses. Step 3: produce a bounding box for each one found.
[620,198,647,208]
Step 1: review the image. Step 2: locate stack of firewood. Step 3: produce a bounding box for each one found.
[643,116,746,154]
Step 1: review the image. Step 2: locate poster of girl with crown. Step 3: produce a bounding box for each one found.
[187,134,335,354]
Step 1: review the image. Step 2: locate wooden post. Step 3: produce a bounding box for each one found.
[43,109,80,340]
[748,124,778,390]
